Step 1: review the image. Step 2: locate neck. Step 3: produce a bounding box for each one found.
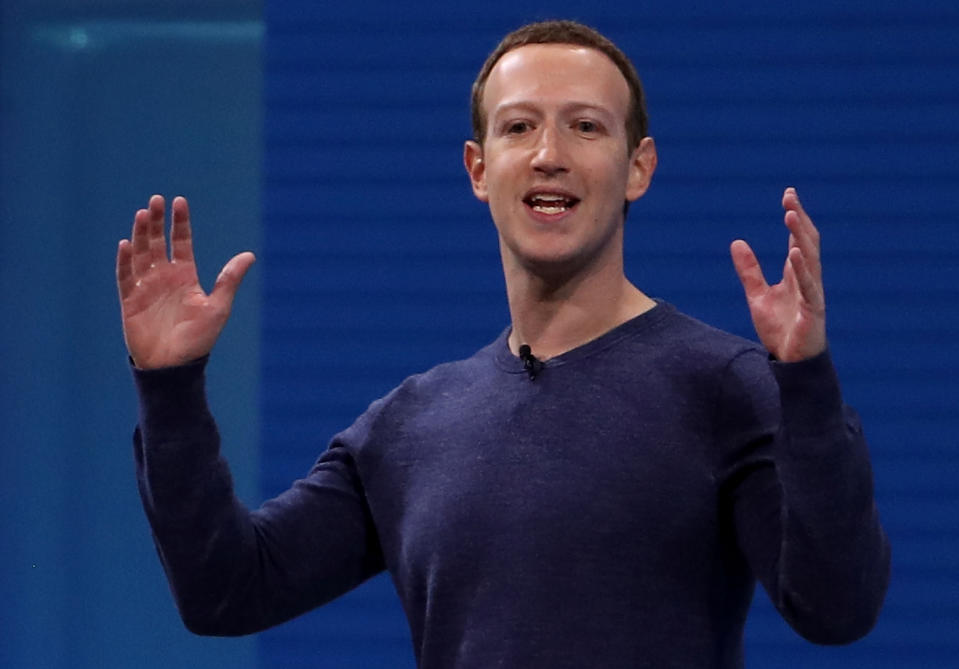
[503,254,655,361]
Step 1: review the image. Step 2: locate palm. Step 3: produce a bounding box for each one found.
[116,195,254,369]
[730,188,826,363]
[121,256,219,368]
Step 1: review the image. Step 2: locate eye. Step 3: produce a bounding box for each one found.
[576,120,599,133]
[505,121,530,135]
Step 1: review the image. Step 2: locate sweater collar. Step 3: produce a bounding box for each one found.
[491,299,674,375]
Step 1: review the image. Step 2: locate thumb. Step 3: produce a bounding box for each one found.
[211,251,256,309]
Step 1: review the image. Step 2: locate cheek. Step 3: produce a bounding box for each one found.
[484,160,520,199]
[586,161,628,198]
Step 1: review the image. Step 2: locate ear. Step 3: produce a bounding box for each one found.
[625,137,657,202]
[464,140,489,202]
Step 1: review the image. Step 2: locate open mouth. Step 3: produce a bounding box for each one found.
[523,192,580,215]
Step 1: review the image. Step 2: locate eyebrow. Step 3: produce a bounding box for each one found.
[491,100,617,123]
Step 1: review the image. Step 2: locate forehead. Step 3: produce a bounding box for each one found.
[483,44,630,119]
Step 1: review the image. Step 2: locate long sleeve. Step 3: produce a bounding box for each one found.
[132,358,384,636]
[717,348,891,644]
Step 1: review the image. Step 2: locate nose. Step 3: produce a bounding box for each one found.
[530,123,568,176]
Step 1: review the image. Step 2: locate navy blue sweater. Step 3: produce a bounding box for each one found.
[133,301,890,668]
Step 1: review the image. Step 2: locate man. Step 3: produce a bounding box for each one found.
[117,20,889,668]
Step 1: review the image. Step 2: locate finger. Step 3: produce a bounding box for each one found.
[782,252,798,293]
[782,186,810,222]
[170,196,196,264]
[131,207,154,277]
[782,188,821,277]
[783,187,816,236]
[788,246,825,310]
[147,194,168,265]
[784,210,821,285]
[210,251,256,312]
[116,239,135,300]
[730,240,769,300]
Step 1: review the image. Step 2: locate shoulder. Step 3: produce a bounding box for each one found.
[333,331,504,445]
[593,302,778,429]
[393,332,503,404]
[633,301,768,376]
[644,304,782,448]
[665,304,758,356]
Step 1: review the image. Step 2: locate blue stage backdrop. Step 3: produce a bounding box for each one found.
[260,2,959,668]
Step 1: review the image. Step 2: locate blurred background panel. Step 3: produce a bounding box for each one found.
[0,1,261,668]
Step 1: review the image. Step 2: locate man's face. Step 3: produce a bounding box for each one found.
[465,43,656,278]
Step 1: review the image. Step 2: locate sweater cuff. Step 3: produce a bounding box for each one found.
[769,348,845,439]
[131,356,214,441]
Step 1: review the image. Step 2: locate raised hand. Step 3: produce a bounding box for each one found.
[116,195,255,369]
[730,187,826,363]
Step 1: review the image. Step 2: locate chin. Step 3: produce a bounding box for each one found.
[509,246,600,280]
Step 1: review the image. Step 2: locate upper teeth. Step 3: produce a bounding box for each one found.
[528,194,572,214]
